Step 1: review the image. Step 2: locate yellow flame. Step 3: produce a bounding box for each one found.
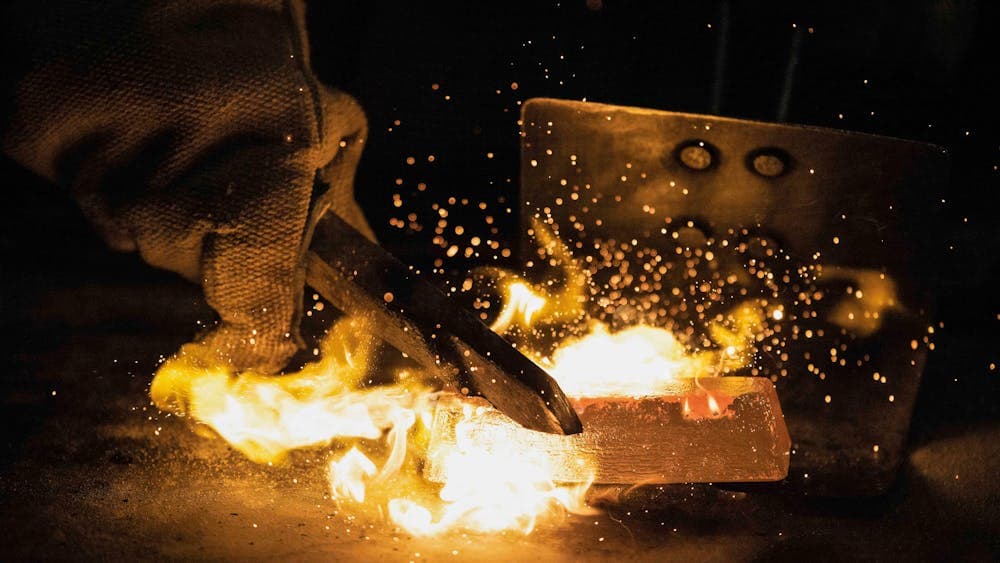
[150,319,433,464]
[328,447,377,502]
[490,281,547,333]
[485,277,763,399]
[151,317,596,536]
[539,322,711,398]
[706,392,721,414]
[386,404,596,536]
[481,219,589,333]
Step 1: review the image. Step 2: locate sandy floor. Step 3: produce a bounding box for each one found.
[2,281,998,561]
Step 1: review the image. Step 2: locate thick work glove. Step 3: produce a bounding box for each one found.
[2,0,373,373]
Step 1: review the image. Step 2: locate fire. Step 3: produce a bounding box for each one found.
[480,218,590,334]
[150,317,596,537]
[387,402,596,536]
[150,318,433,464]
[482,221,762,401]
[490,281,547,333]
[486,276,762,405]
[148,223,764,537]
[328,447,377,502]
[539,322,710,398]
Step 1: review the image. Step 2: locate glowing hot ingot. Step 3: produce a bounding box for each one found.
[426,378,789,485]
[425,336,790,485]
[426,275,788,485]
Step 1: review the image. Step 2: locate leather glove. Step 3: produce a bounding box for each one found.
[2,0,373,373]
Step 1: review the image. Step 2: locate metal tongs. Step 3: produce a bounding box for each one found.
[305,212,582,435]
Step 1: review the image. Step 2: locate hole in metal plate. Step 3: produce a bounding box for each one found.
[675,140,717,171]
[747,148,791,177]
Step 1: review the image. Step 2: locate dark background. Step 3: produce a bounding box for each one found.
[2,0,998,486]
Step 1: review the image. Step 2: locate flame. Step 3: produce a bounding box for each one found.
[487,282,762,402]
[328,447,377,502]
[490,281,547,333]
[707,391,720,413]
[150,319,432,464]
[151,317,595,537]
[484,219,759,401]
[539,322,711,398]
[480,218,590,333]
[483,267,761,416]
[387,404,596,536]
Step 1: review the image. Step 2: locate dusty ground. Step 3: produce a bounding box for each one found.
[1,277,998,562]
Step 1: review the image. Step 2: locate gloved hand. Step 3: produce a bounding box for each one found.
[1,0,373,373]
